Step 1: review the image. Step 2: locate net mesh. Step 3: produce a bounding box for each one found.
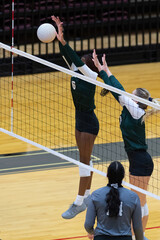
[0,44,160,199]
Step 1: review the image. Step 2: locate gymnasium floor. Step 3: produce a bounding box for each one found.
[0,62,160,240]
[0,138,160,174]
[0,139,160,240]
[0,151,160,240]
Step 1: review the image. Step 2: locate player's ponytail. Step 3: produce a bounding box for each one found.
[106,161,124,217]
[142,98,160,122]
[134,88,160,122]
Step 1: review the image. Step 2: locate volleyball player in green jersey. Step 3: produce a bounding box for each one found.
[92,49,159,240]
[51,16,107,219]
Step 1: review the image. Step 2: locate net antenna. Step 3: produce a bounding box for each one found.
[11,0,14,132]
[0,42,160,201]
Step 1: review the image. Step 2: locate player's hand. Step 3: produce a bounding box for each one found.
[51,16,66,45]
[102,53,112,77]
[92,49,102,71]
[102,53,108,71]
[87,234,94,240]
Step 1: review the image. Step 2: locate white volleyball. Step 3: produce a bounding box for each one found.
[37,23,57,43]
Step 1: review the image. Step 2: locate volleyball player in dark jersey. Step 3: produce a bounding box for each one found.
[92,49,159,240]
[85,161,143,240]
[51,16,108,219]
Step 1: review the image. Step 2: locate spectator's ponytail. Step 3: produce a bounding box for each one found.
[106,161,124,217]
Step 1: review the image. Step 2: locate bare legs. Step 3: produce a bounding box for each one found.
[75,129,97,196]
[61,130,97,219]
[129,175,150,233]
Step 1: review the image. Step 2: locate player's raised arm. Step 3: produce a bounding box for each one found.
[51,15,66,46]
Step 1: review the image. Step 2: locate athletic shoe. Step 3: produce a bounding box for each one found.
[144,237,150,240]
[83,194,91,207]
[62,202,86,219]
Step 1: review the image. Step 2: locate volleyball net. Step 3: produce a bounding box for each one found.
[0,42,160,200]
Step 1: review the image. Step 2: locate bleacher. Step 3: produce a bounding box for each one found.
[0,0,160,75]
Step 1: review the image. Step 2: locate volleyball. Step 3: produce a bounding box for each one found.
[37,23,57,43]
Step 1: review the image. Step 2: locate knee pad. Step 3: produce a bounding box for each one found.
[79,161,93,177]
[141,203,149,218]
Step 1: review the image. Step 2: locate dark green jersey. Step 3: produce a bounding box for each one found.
[99,70,147,152]
[59,42,97,112]
[71,75,96,112]
[120,107,147,152]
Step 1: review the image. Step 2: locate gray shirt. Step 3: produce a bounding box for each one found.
[84,186,143,240]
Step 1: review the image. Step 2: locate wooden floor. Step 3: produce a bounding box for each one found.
[0,62,160,240]
[0,167,160,240]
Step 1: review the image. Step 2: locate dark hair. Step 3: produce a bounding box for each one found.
[81,54,100,76]
[106,161,125,217]
[100,88,109,97]
[135,88,150,110]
